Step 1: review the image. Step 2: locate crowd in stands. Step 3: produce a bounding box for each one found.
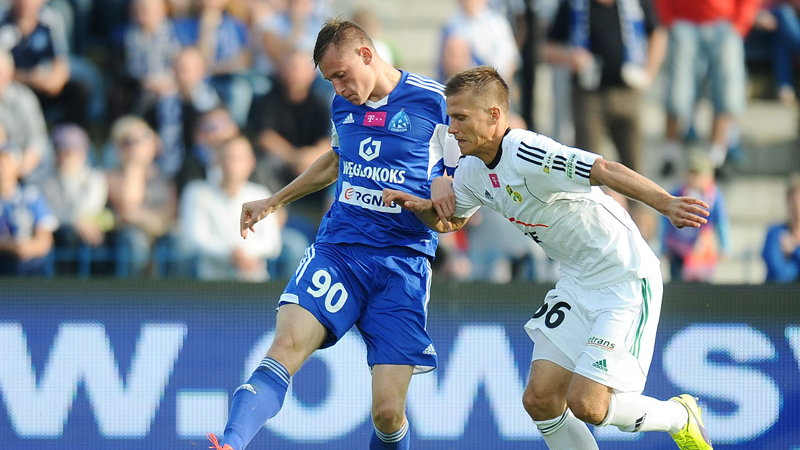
[0,0,798,283]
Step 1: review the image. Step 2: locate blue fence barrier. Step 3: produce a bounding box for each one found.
[1,280,798,449]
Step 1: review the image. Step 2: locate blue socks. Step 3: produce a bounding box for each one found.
[221,357,290,450]
[370,420,410,449]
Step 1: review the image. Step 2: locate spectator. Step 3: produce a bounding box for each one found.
[175,106,238,194]
[37,124,110,275]
[0,0,91,129]
[439,0,520,82]
[763,173,800,282]
[439,33,473,83]
[174,0,252,126]
[110,0,181,120]
[0,124,57,276]
[544,0,666,174]
[146,46,222,179]
[253,0,321,81]
[655,0,761,174]
[661,150,731,282]
[352,6,399,66]
[754,0,800,105]
[179,134,282,281]
[247,49,330,225]
[0,50,48,179]
[106,116,177,276]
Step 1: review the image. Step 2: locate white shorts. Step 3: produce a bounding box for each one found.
[525,272,663,393]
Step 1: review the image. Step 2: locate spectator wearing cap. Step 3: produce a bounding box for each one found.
[0,50,48,180]
[36,124,110,275]
[0,123,57,276]
[661,149,731,282]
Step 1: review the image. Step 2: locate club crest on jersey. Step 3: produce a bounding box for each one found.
[388,109,410,132]
[363,111,387,127]
[359,137,382,161]
[505,185,523,202]
[488,173,500,188]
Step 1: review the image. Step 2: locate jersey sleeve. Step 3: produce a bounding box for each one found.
[452,162,484,219]
[430,123,461,177]
[515,132,601,195]
[330,119,340,154]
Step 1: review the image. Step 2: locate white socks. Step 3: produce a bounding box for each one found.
[534,409,599,450]
[600,392,688,434]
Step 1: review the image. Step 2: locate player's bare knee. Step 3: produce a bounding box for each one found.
[371,401,405,432]
[268,330,301,358]
[522,387,563,420]
[566,395,606,425]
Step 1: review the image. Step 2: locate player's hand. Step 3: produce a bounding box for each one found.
[665,196,710,229]
[430,176,455,226]
[383,188,429,212]
[240,198,277,239]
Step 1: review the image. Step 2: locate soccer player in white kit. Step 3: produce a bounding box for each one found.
[383,66,714,450]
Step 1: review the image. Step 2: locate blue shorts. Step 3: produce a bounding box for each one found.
[279,242,437,374]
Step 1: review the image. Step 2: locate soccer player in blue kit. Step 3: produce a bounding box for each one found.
[207,19,460,450]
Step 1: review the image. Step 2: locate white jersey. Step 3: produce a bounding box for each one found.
[452,128,659,288]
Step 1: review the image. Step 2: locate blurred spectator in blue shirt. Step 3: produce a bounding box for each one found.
[763,173,800,282]
[174,0,252,126]
[0,123,56,276]
[439,0,520,82]
[753,0,800,105]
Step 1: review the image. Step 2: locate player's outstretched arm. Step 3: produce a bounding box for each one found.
[589,158,710,229]
[383,188,468,233]
[240,149,339,239]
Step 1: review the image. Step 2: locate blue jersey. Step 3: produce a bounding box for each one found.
[316,71,458,257]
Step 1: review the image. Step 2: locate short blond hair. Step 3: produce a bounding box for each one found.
[444,66,510,112]
[312,18,374,68]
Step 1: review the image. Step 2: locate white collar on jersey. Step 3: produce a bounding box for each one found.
[365,95,389,109]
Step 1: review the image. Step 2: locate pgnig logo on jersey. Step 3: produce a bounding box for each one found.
[340,181,401,213]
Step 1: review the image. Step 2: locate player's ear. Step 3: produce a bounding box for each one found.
[488,106,501,124]
[359,46,372,65]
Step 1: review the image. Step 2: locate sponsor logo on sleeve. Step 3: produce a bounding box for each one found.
[566,153,577,179]
[542,152,555,174]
